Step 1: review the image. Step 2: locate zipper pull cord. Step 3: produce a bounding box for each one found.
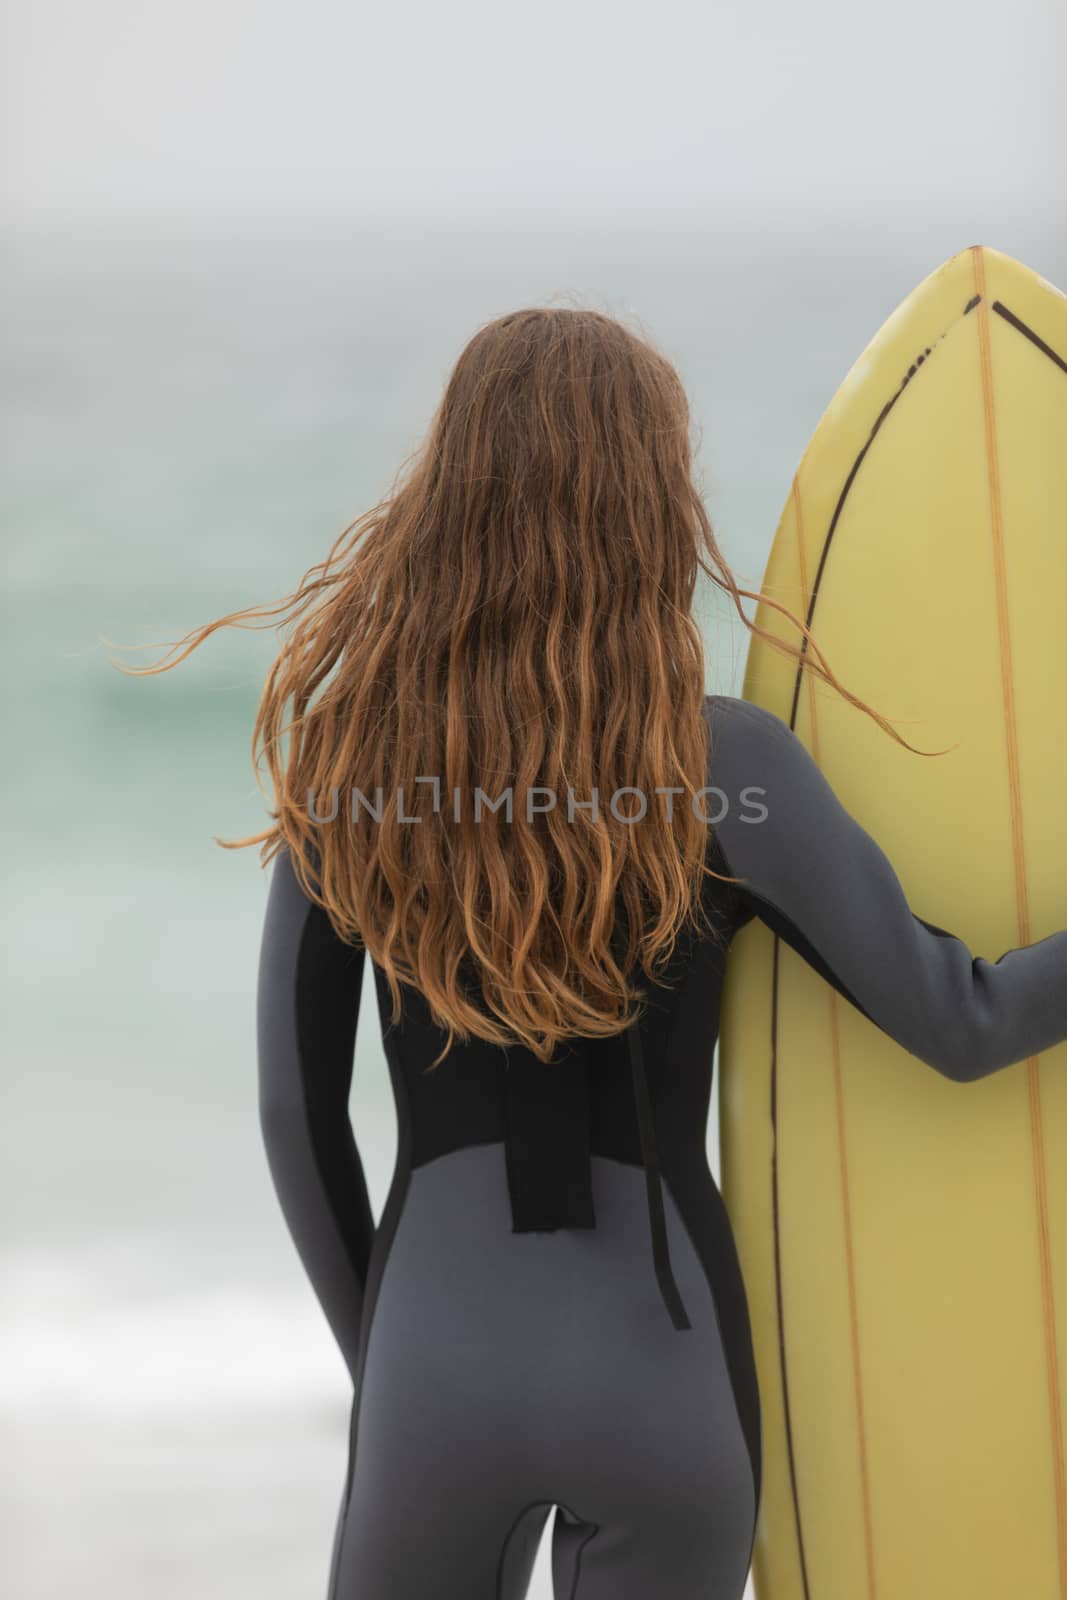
[626,1019,691,1332]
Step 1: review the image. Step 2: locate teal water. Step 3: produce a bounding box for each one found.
[5,217,1064,1598]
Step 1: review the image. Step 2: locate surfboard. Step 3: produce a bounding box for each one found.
[717,245,1067,1600]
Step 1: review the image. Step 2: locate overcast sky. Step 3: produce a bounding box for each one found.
[6,0,1067,227]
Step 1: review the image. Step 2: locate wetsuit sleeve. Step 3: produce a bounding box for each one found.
[256,846,376,1381]
[707,695,1067,1082]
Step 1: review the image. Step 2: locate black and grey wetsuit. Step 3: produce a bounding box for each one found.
[256,692,1067,1600]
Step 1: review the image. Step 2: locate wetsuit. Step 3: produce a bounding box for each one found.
[256,692,1067,1600]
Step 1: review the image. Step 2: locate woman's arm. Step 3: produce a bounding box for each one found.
[256,846,376,1381]
[707,695,1067,1081]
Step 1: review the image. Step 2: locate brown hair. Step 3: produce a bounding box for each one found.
[119,306,925,1064]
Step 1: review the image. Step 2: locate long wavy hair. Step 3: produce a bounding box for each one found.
[121,305,923,1064]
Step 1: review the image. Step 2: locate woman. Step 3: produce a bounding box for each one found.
[133,308,1067,1599]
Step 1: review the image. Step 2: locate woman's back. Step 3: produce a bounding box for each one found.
[256,690,1067,1600]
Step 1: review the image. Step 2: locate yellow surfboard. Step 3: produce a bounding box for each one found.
[718,246,1067,1600]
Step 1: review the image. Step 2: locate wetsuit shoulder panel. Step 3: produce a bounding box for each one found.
[705,693,1067,1081]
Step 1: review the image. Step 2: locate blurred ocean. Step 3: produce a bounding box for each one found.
[4,216,1064,1598]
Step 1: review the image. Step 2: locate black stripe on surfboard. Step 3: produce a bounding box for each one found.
[992,299,1067,376]
[767,929,815,1596]
[787,295,1062,738]
[773,290,980,1600]
[787,291,980,729]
